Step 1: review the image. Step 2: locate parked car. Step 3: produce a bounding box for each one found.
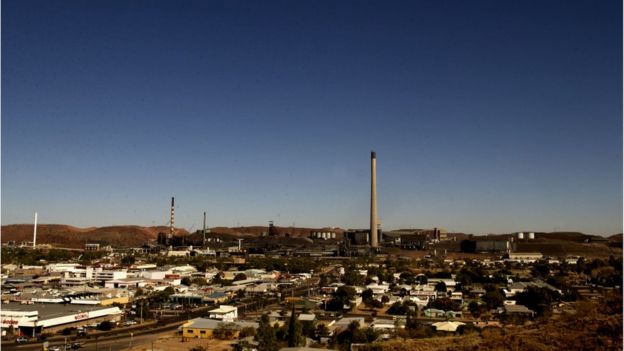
[49,346,61,351]
[16,336,29,343]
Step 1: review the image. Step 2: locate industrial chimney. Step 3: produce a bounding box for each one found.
[203,211,207,246]
[33,212,38,248]
[169,197,175,239]
[370,151,378,248]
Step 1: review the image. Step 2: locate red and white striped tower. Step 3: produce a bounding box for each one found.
[169,197,175,239]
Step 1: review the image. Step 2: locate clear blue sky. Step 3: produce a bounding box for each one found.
[2,0,622,235]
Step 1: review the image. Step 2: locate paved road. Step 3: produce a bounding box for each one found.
[2,324,181,351]
[77,329,173,351]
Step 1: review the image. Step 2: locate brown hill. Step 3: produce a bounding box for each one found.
[1,224,342,248]
[1,224,188,249]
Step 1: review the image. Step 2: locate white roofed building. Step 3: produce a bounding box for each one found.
[208,305,238,322]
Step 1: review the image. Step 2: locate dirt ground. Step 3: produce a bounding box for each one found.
[128,332,234,351]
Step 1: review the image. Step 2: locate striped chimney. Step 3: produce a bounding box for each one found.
[169,197,175,238]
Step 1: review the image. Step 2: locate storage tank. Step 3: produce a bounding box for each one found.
[528,232,535,240]
[517,232,524,240]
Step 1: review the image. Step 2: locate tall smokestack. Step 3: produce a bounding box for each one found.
[370,151,378,248]
[169,197,175,238]
[203,211,207,246]
[33,212,38,248]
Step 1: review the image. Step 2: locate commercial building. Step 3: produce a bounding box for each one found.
[180,317,257,339]
[508,252,543,263]
[85,243,100,251]
[1,303,122,336]
[93,270,128,282]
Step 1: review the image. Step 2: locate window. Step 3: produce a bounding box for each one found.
[187,330,194,333]
[200,330,206,334]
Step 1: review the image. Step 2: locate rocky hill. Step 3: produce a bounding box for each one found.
[0,224,188,248]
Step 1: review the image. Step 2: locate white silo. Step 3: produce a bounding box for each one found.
[518,232,524,240]
[528,232,535,240]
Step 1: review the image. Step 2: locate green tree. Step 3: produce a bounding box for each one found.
[256,314,277,351]
[387,302,408,315]
[405,312,418,329]
[327,286,356,311]
[315,323,330,339]
[531,261,551,278]
[236,289,246,299]
[514,286,560,316]
[343,268,365,286]
[212,273,223,285]
[576,257,586,274]
[287,306,304,347]
[415,275,428,285]
[181,277,192,286]
[428,297,460,311]
[301,319,316,339]
[121,255,136,266]
[434,281,447,292]
[240,327,256,338]
[482,290,505,310]
[361,288,374,302]
[399,271,416,284]
[213,323,237,340]
[468,301,482,318]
